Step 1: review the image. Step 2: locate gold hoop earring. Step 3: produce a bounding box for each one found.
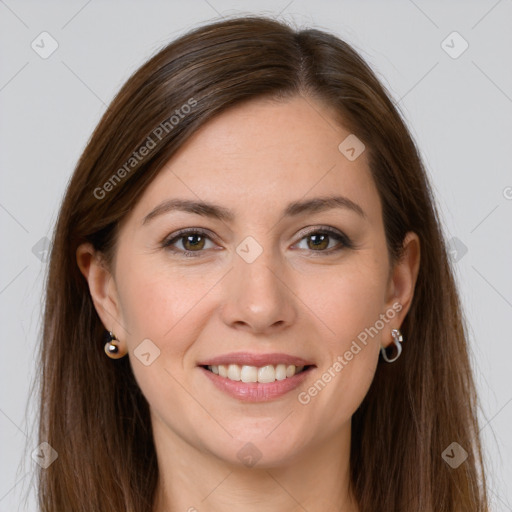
[380,328,403,363]
[104,331,126,359]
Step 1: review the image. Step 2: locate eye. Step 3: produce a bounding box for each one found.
[162,228,218,257]
[293,227,352,254]
[162,226,352,258]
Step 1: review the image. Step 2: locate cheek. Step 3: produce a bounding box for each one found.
[114,261,218,443]
[294,260,387,420]
[114,257,225,405]
[304,259,389,346]
[116,256,215,342]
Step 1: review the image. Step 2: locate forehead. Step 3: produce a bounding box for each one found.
[130,95,381,225]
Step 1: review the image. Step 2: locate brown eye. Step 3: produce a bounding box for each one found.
[163,229,216,257]
[306,233,330,251]
[181,234,206,251]
[295,228,351,254]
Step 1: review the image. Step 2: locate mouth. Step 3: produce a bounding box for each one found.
[197,352,316,401]
[200,363,315,384]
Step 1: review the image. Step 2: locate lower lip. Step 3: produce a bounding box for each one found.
[199,366,314,402]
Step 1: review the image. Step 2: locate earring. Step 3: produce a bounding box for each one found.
[380,328,403,363]
[104,331,125,359]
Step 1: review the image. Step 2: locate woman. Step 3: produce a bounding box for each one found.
[37,15,488,511]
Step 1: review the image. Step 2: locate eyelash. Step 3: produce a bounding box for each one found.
[161,226,353,258]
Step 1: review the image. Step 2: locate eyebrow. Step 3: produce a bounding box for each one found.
[142,195,366,225]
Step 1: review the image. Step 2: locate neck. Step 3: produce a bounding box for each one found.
[151,417,359,512]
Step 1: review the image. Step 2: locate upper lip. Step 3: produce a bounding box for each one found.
[198,352,315,367]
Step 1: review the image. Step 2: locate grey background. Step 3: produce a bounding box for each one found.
[1,0,511,510]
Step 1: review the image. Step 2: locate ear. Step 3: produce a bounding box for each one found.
[383,231,420,342]
[76,243,128,345]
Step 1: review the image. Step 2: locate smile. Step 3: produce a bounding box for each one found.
[199,364,315,402]
[203,363,310,383]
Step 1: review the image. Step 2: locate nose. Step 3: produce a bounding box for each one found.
[220,245,298,335]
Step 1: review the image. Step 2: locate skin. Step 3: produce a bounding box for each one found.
[77,95,420,512]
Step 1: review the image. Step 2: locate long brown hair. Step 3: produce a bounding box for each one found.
[38,15,488,511]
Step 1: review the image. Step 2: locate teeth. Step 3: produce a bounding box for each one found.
[227,364,241,381]
[258,365,275,383]
[275,364,287,381]
[241,365,258,383]
[207,363,306,383]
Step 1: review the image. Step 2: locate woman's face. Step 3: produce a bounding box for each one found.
[84,95,418,468]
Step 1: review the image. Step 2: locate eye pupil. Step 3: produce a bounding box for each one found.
[184,234,205,251]
[308,233,329,250]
